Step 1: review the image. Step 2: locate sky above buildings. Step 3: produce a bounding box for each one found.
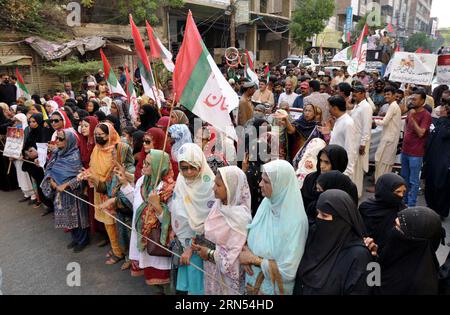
[431,0,450,28]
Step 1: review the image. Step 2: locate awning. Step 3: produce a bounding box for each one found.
[0,55,33,66]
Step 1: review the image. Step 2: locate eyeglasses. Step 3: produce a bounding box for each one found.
[56,136,65,142]
[50,119,62,124]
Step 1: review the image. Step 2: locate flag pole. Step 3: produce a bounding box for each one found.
[153,93,176,189]
[7,160,12,175]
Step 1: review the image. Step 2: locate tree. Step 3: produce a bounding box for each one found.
[404,32,434,52]
[81,0,184,25]
[290,0,335,53]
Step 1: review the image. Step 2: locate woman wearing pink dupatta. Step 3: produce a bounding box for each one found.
[193,166,252,295]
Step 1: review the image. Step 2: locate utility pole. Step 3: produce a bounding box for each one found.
[230,0,236,47]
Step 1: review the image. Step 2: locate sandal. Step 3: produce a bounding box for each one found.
[105,254,125,265]
[121,260,132,271]
[105,250,113,258]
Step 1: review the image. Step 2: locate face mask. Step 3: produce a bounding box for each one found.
[95,137,107,145]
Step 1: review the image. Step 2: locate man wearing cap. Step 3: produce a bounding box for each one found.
[238,80,257,126]
[350,85,374,198]
[278,79,298,108]
[293,81,310,108]
[252,80,274,108]
[304,80,331,123]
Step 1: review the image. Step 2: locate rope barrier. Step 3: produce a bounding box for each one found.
[0,150,242,295]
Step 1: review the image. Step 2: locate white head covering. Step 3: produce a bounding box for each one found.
[100,96,112,115]
[215,166,252,236]
[14,113,28,129]
[46,100,59,114]
[172,143,215,234]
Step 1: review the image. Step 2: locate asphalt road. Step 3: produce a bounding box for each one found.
[1,181,449,295]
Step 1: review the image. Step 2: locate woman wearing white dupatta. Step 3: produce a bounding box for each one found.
[169,143,216,295]
[239,160,309,295]
[193,166,252,295]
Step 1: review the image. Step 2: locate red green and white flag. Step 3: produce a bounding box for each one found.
[99,49,126,97]
[15,68,30,100]
[125,65,138,122]
[130,15,160,106]
[348,24,369,76]
[173,11,239,140]
[245,50,259,85]
[146,21,175,72]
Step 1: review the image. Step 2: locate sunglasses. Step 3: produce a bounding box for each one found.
[56,136,65,142]
[180,165,198,172]
[50,119,62,124]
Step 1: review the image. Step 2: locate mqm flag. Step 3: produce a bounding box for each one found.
[130,15,160,106]
[15,68,30,100]
[264,64,270,83]
[125,65,139,122]
[99,49,126,97]
[348,24,369,76]
[173,11,239,140]
[245,50,259,85]
[146,21,175,72]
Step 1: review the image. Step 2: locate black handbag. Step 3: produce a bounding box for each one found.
[146,222,172,257]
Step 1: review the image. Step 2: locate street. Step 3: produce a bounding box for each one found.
[1,183,449,295]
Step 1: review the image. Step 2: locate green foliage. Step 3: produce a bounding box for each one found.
[82,0,184,25]
[0,0,69,40]
[43,57,102,87]
[404,32,433,52]
[290,0,335,51]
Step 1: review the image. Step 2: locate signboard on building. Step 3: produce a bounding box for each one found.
[344,7,353,35]
[389,52,438,85]
[235,0,250,24]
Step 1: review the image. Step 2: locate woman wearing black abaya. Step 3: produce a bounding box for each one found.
[424,104,450,219]
[22,113,53,209]
[317,171,358,205]
[294,190,372,295]
[359,173,407,252]
[138,104,161,132]
[377,207,443,295]
[0,104,18,191]
[301,145,349,220]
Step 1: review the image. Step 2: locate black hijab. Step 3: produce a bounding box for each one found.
[297,190,367,289]
[378,207,443,295]
[359,173,406,251]
[94,110,106,122]
[23,114,51,151]
[31,94,42,105]
[293,107,318,139]
[106,114,122,136]
[132,130,145,156]
[301,145,349,217]
[139,104,161,132]
[317,171,359,206]
[87,100,100,115]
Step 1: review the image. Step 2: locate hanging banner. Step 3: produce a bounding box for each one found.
[437,54,450,85]
[3,127,24,159]
[389,52,438,85]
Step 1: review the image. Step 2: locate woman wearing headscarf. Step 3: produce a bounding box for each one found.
[80,122,134,265]
[301,145,349,220]
[156,116,170,133]
[131,130,145,160]
[86,100,100,116]
[192,166,252,295]
[317,171,359,206]
[377,207,443,295]
[105,114,122,136]
[12,113,36,203]
[41,129,89,252]
[195,125,228,175]
[22,113,53,209]
[424,103,450,219]
[0,104,18,191]
[169,143,216,295]
[94,110,106,122]
[45,100,59,117]
[111,99,133,132]
[168,124,193,162]
[359,173,407,252]
[135,127,178,182]
[239,160,309,295]
[122,149,175,292]
[294,190,373,295]
[277,104,322,161]
[294,138,327,188]
[48,109,76,143]
[99,96,112,116]
[139,105,161,132]
[170,109,189,126]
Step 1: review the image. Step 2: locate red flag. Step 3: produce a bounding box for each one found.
[146,20,161,59]
[416,47,424,53]
[264,65,270,76]
[387,23,394,33]
[245,50,254,71]
[130,15,151,73]
[352,24,369,57]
